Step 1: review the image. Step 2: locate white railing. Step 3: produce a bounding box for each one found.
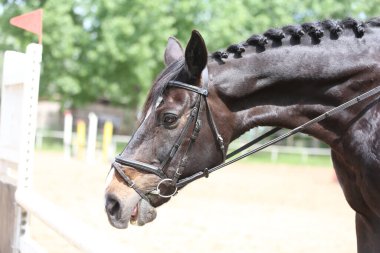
[16,190,129,253]
[36,129,331,162]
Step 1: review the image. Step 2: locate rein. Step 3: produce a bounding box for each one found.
[112,69,380,204]
[178,83,380,187]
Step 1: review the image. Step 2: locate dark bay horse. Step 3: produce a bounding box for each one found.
[105,17,380,252]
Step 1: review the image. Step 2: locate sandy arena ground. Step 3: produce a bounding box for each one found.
[30,151,356,253]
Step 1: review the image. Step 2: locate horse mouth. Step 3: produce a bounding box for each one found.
[105,192,157,229]
[130,202,139,225]
[130,199,157,226]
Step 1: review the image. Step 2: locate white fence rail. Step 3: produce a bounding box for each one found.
[16,190,128,253]
[36,129,331,163]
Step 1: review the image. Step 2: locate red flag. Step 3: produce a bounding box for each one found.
[10,9,43,44]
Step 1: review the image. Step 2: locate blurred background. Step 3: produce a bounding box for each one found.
[1,1,379,252]
[1,0,380,137]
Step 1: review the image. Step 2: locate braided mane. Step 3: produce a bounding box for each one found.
[212,17,380,60]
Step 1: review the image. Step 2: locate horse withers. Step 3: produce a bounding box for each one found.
[105,18,380,253]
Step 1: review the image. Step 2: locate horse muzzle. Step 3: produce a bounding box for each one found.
[105,191,157,229]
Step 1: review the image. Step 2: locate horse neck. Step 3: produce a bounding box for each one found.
[208,33,380,148]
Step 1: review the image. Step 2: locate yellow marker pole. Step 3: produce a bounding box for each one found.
[76,120,86,160]
[102,121,113,162]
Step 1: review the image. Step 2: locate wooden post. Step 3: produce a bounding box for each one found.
[76,120,86,160]
[86,112,98,163]
[63,111,73,159]
[0,176,17,253]
[102,121,113,162]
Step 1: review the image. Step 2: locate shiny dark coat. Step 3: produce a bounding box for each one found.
[112,18,380,252]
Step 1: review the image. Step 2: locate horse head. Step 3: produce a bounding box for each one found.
[104,31,228,228]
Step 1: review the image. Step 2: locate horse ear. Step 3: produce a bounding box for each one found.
[185,30,208,78]
[164,37,183,66]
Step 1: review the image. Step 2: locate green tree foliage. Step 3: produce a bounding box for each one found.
[1,0,379,109]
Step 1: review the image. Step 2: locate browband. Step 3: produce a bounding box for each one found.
[168,81,208,96]
[167,66,209,96]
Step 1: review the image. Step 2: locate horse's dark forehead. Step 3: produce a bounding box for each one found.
[140,58,185,122]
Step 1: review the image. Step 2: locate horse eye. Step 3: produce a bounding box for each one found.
[163,113,178,125]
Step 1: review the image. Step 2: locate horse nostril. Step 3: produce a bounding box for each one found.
[105,194,121,218]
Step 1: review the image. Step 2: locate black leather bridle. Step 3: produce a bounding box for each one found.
[111,68,226,203]
[111,66,380,205]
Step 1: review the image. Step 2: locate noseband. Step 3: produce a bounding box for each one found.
[111,68,226,203]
